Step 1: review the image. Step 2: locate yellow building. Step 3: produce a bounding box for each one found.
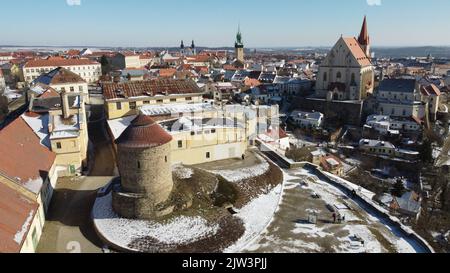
[0,115,59,253]
[29,89,89,176]
[107,103,280,166]
[162,117,248,165]
[102,79,205,120]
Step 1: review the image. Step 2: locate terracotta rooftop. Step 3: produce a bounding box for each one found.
[421,84,441,96]
[24,57,99,68]
[0,116,56,194]
[115,115,173,149]
[33,67,86,85]
[342,37,372,66]
[0,179,39,253]
[102,79,202,100]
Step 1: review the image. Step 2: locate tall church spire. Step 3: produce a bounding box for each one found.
[358,16,371,57]
[358,16,370,46]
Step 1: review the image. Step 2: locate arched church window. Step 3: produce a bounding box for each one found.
[336,72,342,79]
[324,72,327,82]
[351,73,356,84]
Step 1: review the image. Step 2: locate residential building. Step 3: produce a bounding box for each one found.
[315,16,374,101]
[365,114,422,135]
[102,79,205,120]
[23,57,101,84]
[0,113,60,252]
[161,117,248,165]
[375,79,426,119]
[108,52,142,70]
[0,52,13,65]
[359,139,419,160]
[320,155,344,177]
[29,90,89,176]
[31,67,89,103]
[0,177,42,253]
[290,110,324,129]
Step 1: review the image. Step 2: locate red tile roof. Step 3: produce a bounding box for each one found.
[24,57,99,68]
[320,155,343,172]
[421,84,441,96]
[116,115,173,149]
[342,37,372,66]
[159,68,177,78]
[102,79,202,100]
[0,180,39,253]
[0,117,56,193]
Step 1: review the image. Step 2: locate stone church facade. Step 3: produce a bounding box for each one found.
[315,17,375,102]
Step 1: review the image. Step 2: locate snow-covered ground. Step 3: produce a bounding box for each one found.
[225,184,283,252]
[173,164,194,180]
[92,193,220,252]
[243,168,427,253]
[210,158,270,183]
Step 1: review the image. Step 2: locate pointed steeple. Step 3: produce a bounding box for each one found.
[358,16,370,46]
[235,24,243,47]
[180,40,185,49]
[191,40,195,49]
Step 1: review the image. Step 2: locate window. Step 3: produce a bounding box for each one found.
[190,131,195,136]
[137,161,141,169]
[211,129,216,134]
[185,97,192,101]
[157,99,163,103]
[70,86,75,92]
[56,142,62,149]
[143,101,150,104]
[336,72,342,79]
[170,98,177,102]
[323,72,327,82]
[61,87,66,92]
[165,156,168,163]
[178,140,183,148]
[79,86,84,92]
[130,102,137,110]
[206,152,211,159]
[116,102,122,110]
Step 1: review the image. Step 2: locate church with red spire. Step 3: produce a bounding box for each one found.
[315,16,375,102]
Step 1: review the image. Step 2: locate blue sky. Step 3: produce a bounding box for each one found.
[1,0,449,47]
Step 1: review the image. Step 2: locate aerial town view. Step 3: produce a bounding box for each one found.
[1,0,450,259]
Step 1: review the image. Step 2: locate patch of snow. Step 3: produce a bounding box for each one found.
[23,177,44,194]
[225,184,282,252]
[21,114,51,148]
[14,211,34,244]
[212,161,270,183]
[93,193,220,250]
[173,164,194,179]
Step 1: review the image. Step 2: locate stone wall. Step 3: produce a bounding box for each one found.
[117,143,173,206]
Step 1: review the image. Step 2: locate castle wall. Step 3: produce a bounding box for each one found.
[117,143,173,205]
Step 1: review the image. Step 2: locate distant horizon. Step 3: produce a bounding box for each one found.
[2,0,450,48]
[2,44,450,50]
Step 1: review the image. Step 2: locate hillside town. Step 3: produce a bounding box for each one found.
[1,14,450,254]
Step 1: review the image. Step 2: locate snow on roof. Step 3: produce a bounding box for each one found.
[21,113,51,149]
[107,115,137,140]
[140,103,216,117]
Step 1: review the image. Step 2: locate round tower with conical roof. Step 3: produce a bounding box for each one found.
[112,114,174,219]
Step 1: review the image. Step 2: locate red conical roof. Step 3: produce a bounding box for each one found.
[116,115,173,148]
[358,16,370,46]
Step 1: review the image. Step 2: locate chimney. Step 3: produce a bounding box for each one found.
[61,90,70,119]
